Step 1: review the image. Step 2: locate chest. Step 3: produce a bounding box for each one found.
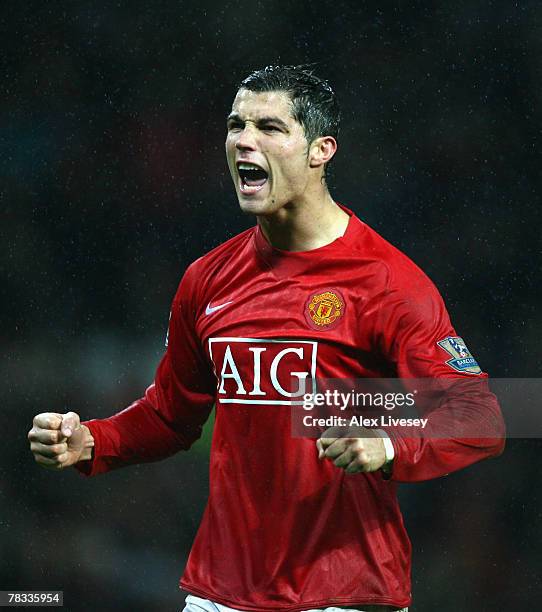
[194,264,387,404]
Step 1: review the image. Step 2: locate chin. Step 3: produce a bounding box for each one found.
[237,195,276,216]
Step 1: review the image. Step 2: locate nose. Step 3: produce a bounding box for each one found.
[235,124,258,152]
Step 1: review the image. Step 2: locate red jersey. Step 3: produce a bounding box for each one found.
[76,207,504,611]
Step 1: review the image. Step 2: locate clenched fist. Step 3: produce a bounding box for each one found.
[28,412,94,470]
[316,426,388,474]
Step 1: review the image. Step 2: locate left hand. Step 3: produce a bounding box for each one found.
[316,427,387,474]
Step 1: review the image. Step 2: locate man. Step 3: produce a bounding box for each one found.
[28,65,505,612]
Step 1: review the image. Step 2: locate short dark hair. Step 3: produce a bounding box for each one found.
[238,64,340,148]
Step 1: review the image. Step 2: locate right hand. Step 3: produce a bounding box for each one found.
[28,412,92,470]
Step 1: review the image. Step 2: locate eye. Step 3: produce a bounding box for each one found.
[227,121,243,131]
[262,125,280,133]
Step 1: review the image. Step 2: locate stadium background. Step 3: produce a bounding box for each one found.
[3,1,541,610]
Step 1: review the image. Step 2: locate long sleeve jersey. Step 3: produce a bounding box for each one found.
[76,207,505,611]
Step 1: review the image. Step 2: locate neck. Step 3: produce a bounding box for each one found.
[257,189,350,252]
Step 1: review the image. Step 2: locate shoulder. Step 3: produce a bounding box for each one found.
[353,218,440,299]
[345,216,448,338]
[174,226,256,306]
[187,226,255,287]
[347,221,457,361]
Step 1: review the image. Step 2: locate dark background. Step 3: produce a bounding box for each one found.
[2,1,541,610]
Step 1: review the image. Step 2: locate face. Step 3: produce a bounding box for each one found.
[225,89,313,216]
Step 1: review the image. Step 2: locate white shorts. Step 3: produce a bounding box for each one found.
[183,594,408,612]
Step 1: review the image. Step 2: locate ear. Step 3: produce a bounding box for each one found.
[308,136,337,168]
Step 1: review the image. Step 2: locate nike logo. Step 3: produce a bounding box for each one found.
[205,300,233,316]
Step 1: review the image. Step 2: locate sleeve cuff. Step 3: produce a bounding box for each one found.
[376,429,395,462]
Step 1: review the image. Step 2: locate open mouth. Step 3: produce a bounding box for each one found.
[237,162,269,194]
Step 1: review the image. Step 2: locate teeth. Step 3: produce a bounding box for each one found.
[238,163,264,171]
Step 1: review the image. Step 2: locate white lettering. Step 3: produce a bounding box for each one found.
[270,347,309,397]
[248,347,267,396]
[218,345,246,395]
[208,338,318,406]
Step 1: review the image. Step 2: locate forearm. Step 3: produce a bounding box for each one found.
[387,382,506,482]
[389,435,505,482]
[74,389,201,477]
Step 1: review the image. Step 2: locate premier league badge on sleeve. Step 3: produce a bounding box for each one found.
[437,336,482,374]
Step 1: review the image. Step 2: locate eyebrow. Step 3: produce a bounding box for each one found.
[226,113,290,131]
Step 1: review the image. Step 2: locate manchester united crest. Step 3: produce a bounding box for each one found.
[305,289,345,330]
